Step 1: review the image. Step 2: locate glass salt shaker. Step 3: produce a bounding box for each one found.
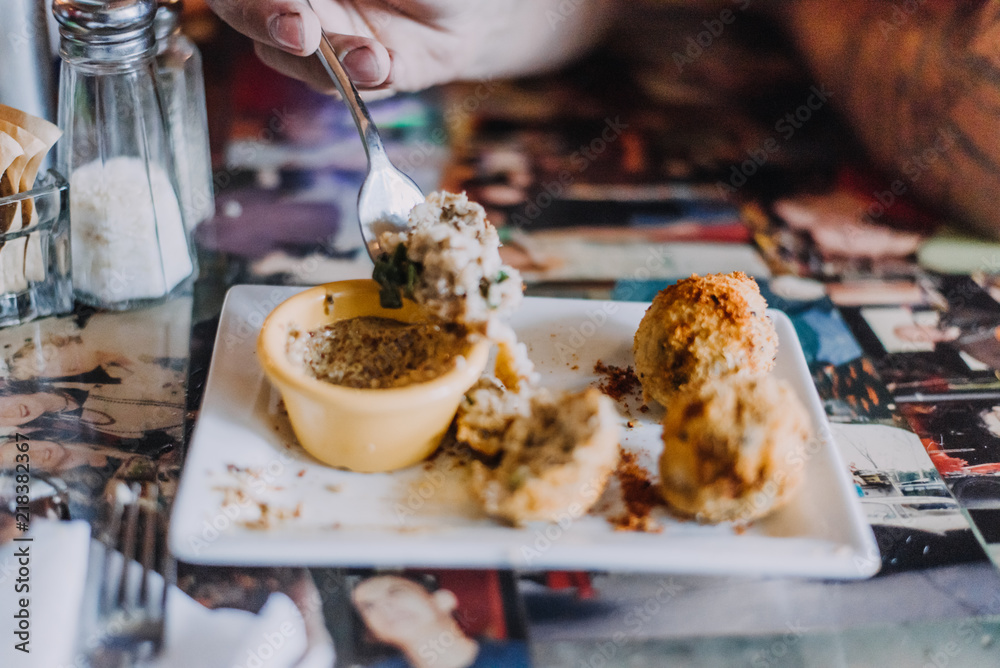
[54,0,195,310]
[154,0,215,231]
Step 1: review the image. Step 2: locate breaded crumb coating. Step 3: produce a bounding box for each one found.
[633,271,777,406]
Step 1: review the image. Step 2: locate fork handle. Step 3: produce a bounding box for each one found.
[313,31,389,168]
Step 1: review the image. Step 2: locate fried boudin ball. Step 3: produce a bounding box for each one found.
[465,387,620,524]
[659,376,810,524]
[633,271,777,406]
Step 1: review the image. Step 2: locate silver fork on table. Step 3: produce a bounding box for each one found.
[303,0,425,261]
[87,480,173,667]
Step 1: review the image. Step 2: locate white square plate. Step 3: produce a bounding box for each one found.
[170,286,880,577]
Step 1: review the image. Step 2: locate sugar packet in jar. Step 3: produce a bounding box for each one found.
[0,121,45,293]
[0,104,71,327]
[0,104,63,284]
[0,133,23,237]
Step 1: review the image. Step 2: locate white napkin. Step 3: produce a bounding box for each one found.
[0,519,335,668]
[0,519,91,668]
[155,589,335,668]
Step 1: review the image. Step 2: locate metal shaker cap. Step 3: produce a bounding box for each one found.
[153,0,183,43]
[53,0,157,53]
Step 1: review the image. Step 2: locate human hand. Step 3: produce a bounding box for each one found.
[206,0,494,93]
[205,0,612,93]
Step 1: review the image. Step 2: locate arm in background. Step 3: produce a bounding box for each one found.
[786,0,1000,238]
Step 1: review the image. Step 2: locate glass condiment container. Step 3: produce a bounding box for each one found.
[154,0,214,231]
[54,0,195,310]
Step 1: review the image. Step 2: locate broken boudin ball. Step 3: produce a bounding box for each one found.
[659,376,809,524]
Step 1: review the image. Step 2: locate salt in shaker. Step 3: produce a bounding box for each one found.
[54,0,195,310]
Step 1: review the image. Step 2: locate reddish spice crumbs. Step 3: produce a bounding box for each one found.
[610,447,663,532]
[594,361,641,401]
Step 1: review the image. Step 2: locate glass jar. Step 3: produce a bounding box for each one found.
[54,0,195,310]
[0,170,73,327]
[155,0,214,231]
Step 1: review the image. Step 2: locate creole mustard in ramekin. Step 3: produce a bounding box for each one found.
[257,280,489,473]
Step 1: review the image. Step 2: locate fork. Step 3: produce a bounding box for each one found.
[303,0,425,261]
[88,480,173,667]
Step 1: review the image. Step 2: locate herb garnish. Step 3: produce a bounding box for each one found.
[373,244,422,309]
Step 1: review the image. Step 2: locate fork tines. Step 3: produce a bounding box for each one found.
[93,480,171,659]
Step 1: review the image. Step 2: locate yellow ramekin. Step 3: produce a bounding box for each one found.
[257,280,490,473]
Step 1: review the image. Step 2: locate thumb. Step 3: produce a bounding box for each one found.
[205,0,322,56]
[254,33,394,93]
[328,34,393,88]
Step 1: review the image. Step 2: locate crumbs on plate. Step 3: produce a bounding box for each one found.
[593,361,641,402]
[609,447,664,533]
[216,464,303,530]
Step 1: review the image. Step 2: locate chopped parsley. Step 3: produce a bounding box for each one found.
[479,269,512,306]
[373,244,422,309]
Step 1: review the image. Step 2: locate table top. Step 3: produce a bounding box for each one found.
[4,15,1000,667]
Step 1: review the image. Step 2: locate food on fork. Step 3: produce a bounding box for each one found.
[659,376,809,524]
[633,271,777,407]
[374,191,523,326]
[462,385,620,524]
